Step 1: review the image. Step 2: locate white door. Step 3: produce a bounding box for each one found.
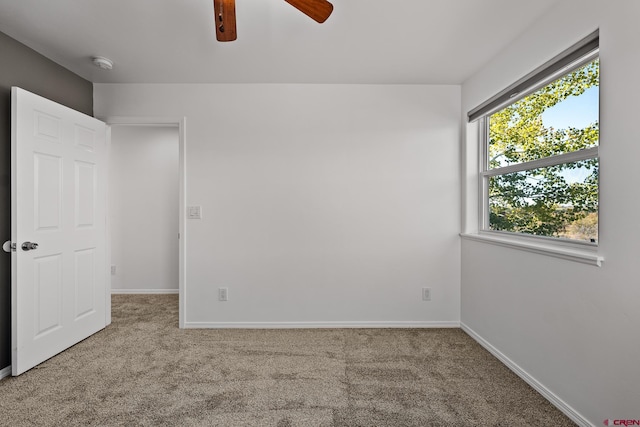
[11,87,109,376]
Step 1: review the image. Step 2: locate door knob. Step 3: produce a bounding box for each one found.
[21,242,39,251]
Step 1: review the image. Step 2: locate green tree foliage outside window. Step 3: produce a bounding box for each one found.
[488,59,599,242]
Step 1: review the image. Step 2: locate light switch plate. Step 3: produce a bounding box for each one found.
[187,206,202,219]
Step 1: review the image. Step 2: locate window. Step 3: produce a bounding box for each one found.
[469,32,599,246]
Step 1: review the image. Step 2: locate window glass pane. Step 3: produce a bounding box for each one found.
[488,59,599,169]
[489,159,598,242]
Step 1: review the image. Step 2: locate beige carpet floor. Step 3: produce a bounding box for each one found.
[0,294,575,426]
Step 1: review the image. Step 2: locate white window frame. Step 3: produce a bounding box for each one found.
[463,32,603,266]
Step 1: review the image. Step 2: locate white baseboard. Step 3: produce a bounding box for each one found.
[111,289,178,295]
[0,365,11,380]
[184,320,460,329]
[460,322,593,427]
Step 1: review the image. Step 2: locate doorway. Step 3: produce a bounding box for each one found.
[107,118,186,327]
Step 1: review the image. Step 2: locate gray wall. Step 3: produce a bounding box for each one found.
[0,31,93,371]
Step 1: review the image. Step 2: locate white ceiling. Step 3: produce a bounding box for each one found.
[0,0,561,84]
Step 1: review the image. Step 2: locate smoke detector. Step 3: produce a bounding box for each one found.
[92,56,113,70]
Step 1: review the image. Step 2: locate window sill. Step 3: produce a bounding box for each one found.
[460,233,603,267]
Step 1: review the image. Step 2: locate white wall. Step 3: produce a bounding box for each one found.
[95,84,461,326]
[110,125,179,293]
[461,1,640,425]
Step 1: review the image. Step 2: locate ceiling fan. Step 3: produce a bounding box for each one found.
[213,0,334,42]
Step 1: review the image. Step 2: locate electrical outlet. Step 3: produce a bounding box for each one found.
[218,287,228,301]
[422,287,431,301]
[111,265,116,275]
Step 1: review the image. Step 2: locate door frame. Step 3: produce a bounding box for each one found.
[103,116,187,328]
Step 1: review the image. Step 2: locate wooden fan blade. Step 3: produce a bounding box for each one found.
[284,0,333,23]
[213,0,237,42]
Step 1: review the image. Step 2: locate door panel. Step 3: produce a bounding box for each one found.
[74,248,96,319]
[11,87,109,376]
[34,254,63,337]
[34,153,63,231]
[75,161,97,228]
